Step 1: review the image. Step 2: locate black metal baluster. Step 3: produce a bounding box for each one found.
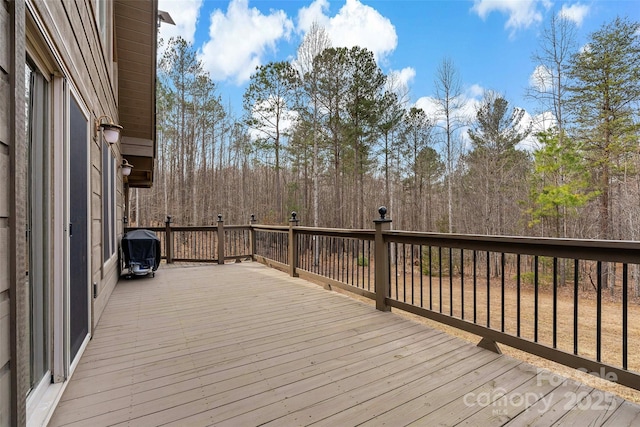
[473,250,477,323]
[420,245,424,308]
[449,248,453,316]
[574,259,579,355]
[501,253,505,333]
[517,254,521,337]
[403,243,407,303]
[461,249,464,319]
[411,245,415,305]
[487,251,490,328]
[439,246,443,313]
[597,261,602,362]
[367,240,372,291]
[356,239,360,288]
[350,239,354,285]
[553,257,558,348]
[534,255,539,342]
[623,263,628,370]
[393,243,400,301]
[429,246,433,310]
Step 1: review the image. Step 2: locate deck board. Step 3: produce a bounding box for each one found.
[49,262,640,426]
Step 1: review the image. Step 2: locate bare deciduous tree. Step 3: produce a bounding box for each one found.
[433,58,465,233]
[295,22,331,228]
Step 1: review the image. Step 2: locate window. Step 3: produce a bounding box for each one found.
[95,0,112,62]
[102,143,116,263]
[96,0,107,43]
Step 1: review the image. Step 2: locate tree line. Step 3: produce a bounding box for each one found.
[131,16,640,240]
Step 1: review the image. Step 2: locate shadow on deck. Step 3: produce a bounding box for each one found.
[49,262,640,426]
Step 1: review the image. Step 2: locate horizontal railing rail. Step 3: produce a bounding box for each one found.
[128,209,640,391]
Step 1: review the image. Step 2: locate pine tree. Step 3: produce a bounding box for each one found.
[567,17,640,239]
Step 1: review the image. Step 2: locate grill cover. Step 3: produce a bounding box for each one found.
[122,229,161,271]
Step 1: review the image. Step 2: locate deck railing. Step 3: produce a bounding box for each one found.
[126,208,640,391]
[125,215,252,264]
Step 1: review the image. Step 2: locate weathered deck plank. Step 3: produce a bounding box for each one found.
[49,263,640,426]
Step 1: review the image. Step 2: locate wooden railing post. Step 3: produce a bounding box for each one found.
[249,214,257,260]
[217,214,225,264]
[374,206,391,312]
[288,212,299,277]
[165,215,173,264]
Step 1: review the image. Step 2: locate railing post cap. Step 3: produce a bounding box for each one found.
[374,206,391,223]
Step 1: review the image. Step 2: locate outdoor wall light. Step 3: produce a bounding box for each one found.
[121,158,133,176]
[95,115,123,144]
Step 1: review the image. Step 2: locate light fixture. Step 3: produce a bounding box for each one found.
[95,115,123,144]
[121,158,133,176]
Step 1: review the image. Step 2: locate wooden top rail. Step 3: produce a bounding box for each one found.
[293,226,375,241]
[384,230,640,263]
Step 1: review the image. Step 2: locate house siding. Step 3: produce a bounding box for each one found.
[26,0,122,327]
[0,7,11,425]
[8,0,28,425]
[1,0,145,424]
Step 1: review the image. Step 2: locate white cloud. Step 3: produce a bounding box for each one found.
[414,96,439,119]
[384,68,415,106]
[518,110,556,151]
[199,0,293,84]
[471,0,552,35]
[247,98,299,142]
[158,0,202,54]
[415,84,484,124]
[297,0,398,63]
[416,84,550,153]
[460,88,484,123]
[532,110,557,132]
[559,3,589,27]
[467,84,485,99]
[529,64,553,92]
[414,84,485,151]
[297,0,331,32]
[387,67,415,89]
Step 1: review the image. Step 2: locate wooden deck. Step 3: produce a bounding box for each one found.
[49,262,640,426]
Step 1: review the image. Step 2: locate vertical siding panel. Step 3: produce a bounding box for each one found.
[9,0,28,424]
[0,1,11,424]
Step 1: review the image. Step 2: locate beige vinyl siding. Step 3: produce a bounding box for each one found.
[28,0,122,328]
[0,1,13,425]
[3,0,155,423]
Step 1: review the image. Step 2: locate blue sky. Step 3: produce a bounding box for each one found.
[157,0,639,128]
